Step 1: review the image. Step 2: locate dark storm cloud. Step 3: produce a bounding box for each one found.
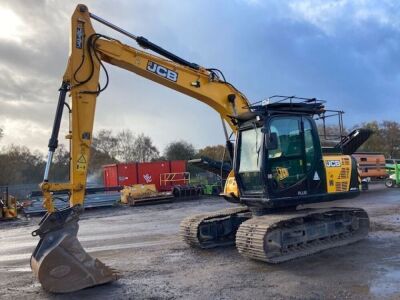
[223,0,400,123]
[0,67,56,103]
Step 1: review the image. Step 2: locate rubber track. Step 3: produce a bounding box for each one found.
[236,207,369,263]
[180,206,250,248]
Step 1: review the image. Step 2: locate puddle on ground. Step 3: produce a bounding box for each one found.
[370,268,400,297]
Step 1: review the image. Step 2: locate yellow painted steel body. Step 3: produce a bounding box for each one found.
[41,4,250,210]
[322,155,353,193]
[1,195,17,220]
[32,4,251,293]
[223,154,355,199]
[223,170,240,198]
[32,4,361,294]
[120,184,158,204]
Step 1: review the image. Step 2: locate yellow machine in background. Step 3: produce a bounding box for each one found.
[0,188,18,220]
[120,184,173,206]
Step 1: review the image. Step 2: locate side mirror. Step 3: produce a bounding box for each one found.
[266,132,278,150]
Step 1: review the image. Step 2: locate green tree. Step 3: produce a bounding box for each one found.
[164,140,196,160]
[356,121,385,153]
[381,121,400,158]
[197,145,229,161]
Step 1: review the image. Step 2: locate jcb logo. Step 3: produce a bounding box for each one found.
[147,61,178,82]
[76,23,83,49]
[326,160,341,168]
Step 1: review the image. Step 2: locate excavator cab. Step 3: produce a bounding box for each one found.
[234,98,359,209]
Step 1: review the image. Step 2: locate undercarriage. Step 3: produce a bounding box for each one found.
[180,206,369,263]
[180,207,251,248]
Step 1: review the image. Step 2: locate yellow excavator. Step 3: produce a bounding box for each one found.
[0,187,18,220]
[31,4,371,293]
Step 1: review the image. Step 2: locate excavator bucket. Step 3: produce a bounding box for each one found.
[30,206,119,293]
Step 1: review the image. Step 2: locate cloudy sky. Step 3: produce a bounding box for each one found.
[0,0,399,153]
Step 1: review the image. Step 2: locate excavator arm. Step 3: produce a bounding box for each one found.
[31,4,250,293]
[41,4,249,210]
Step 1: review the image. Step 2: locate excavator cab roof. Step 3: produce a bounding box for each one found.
[233,95,326,124]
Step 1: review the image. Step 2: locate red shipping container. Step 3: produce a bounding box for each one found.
[117,163,138,186]
[103,164,118,187]
[169,160,187,173]
[137,161,170,190]
[103,163,138,187]
[170,160,186,173]
[103,160,187,190]
[168,160,188,186]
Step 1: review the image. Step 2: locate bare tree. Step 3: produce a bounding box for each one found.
[49,144,70,181]
[116,129,137,162]
[89,147,118,183]
[0,145,45,185]
[316,124,348,147]
[134,133,159,162]
[92,129,118,160]
[355,121,400,158]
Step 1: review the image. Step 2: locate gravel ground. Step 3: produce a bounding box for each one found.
[0,184,399,299]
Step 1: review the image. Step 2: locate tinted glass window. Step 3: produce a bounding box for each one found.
[238,127,263,192]
[269,118,302,158]
[239,127,262,173]
[268,117,305,191]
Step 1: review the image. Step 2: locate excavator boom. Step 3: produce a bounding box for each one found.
[31,4,250,293]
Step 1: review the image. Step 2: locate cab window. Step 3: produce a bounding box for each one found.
[268,117,305,191]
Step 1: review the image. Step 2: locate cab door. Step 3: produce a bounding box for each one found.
[266,116,323,199]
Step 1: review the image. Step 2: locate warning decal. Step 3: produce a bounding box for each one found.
[76,153,87,172]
